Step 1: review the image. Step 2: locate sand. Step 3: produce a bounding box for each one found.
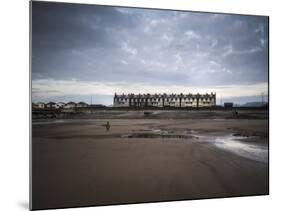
[31,110,269,210]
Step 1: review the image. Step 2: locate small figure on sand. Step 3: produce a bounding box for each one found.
[105,121,110,131]
[233,109,238,118]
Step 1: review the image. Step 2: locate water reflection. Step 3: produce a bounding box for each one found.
[213,135,268,163]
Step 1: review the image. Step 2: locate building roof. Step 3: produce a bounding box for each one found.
[77,101,88,105]
[115,93,216,98]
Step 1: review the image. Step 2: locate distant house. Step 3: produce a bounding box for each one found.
[64,102,76,109]
[37,102,45,109]
[55,102,65,109]
[32,102,45,109]
[46,102,56,109]
[32,103,37,109]
[224,102,233,108]
[77,102,88,108]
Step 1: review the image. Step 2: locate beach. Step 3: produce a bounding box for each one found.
[32,109,269,209]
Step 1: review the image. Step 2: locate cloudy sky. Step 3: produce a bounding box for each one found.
[32,1,268,105]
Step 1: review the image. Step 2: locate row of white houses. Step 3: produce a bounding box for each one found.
[32,101,88,109]
[114,93,216,108]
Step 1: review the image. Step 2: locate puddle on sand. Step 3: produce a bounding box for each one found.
[212,135,268,163]
[151,128,169,135]
[121,127,268,163]
[32,120,66,125]
[121,133,194,139]
[121,128,195,139]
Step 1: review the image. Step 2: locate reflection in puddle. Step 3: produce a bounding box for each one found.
[121,133,194,139]
[127,128,268,163]
[212,135,268,163]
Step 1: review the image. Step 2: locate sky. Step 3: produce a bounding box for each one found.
[32,1,269,105]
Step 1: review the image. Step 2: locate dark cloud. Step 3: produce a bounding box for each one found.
[32,2,136,51]
[32,1,268,98]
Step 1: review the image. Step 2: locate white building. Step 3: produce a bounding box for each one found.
[64,102,76,109]
[77,102,88,108]
[114,93,216,108]
[55,102,65,109]
[36,102,45,109]
[45,102,56,109]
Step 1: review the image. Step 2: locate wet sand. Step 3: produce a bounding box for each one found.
[32,110,269,210]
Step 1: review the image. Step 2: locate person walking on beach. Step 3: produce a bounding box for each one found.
[106,121,110,131]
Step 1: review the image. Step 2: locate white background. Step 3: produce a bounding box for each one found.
[0,0,280,210]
